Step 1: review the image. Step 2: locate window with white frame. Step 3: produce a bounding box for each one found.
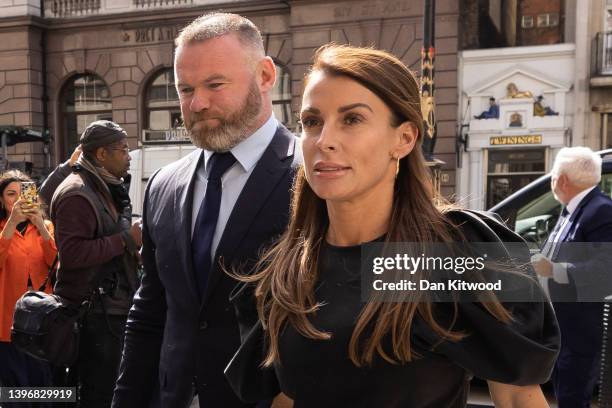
[537,13,559,28]
[521,15,534,29]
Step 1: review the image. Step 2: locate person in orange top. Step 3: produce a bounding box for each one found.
[0,170,57,395]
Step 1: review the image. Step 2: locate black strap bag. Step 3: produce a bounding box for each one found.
[11,256,90,366]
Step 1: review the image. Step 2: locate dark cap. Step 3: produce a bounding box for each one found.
[79,120,128,151]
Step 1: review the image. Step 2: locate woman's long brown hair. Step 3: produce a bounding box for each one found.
[244,44,511,367]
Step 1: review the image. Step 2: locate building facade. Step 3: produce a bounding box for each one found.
[0,0,460,197]
[457,0,611,210]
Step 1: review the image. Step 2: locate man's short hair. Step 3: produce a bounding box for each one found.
[175,13,265,56]
[551,147,602,187]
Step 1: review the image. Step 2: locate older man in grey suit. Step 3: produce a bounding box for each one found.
[112,13,300,408]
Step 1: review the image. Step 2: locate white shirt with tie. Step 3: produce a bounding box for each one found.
[190,114,278,262]
[538,185,597,296]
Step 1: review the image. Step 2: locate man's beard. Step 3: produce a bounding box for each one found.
[185,79,262,152]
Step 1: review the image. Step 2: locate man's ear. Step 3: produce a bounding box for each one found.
[557,174,567,189]
[257,56,276,93]
[394,121,418,159]
[94,146,108,164]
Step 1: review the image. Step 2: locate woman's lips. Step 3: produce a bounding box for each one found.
[313,162,351,178]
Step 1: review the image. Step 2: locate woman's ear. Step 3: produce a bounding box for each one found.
[394,121,418,159]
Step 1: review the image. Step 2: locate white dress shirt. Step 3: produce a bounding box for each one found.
[538,185,598,295]
[191,114,278,261]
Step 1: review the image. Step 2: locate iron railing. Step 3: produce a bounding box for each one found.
[133,0,193,7]
[44,0,101,17]
[43,0,195,17]
[594,31,612,76]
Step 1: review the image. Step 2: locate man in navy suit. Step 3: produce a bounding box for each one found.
[533,147,612,407]
[112,13,300,408]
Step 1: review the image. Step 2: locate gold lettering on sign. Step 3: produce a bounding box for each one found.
[333,1,413,19]
[489,135,543,146]
[127,25,182,44]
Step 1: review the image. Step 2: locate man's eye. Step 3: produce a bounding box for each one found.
[209,83,223,89]
[179,87,193,95]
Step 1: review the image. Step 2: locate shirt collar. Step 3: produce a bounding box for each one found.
[203,114,277,175]
[566,185,597,215]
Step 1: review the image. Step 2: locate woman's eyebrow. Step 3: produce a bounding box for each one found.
[338,103,373,113]
[300,106,320,115]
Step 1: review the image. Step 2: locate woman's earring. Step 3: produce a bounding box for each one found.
[395,157,400,178]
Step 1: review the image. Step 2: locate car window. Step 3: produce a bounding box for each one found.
[601,172,612,197]
[514,171,612,246]
[515,190,561,247]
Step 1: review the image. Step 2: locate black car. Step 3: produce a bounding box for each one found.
[488,149,612,246]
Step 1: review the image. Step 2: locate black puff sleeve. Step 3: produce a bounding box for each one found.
[412,298,560,385]
[410,210,561,385]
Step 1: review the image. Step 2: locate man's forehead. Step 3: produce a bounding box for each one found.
[107,139,129,147]
[177,35,244,56]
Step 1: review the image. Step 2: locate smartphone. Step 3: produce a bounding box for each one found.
[20,181,38,205]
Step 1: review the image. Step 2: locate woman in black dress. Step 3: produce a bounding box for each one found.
[227,44,559,407]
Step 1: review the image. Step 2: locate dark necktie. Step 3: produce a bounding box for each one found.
[542,207,569,258]
[192,152,236,298]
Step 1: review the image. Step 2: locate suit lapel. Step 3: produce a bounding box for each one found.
[552,187,600,259]
[174,150,204,304]
[201,126,296,306]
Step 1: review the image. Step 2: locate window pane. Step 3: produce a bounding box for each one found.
[601,172,612,198]
[61,74,112,156]
[515,189,561,245]
[488,149,546,173]
[64,74,111,113]
[146,70,179,109]
[271,63,294,127]
[537,14,549,27]
[271,65,292,101]
[144,69,182,136]
[606,114,612,149]
[487,174,541,208]
[522,16,534,28]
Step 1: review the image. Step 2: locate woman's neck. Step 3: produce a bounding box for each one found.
[325,187,393,246]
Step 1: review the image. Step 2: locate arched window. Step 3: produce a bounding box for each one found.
[61,73,112,156]
[272,63,293,128]
[143,69,186,142]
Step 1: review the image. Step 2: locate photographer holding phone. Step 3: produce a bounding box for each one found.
[0,170,57,399]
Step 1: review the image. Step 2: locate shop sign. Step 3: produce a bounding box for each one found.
[489,135,542,146]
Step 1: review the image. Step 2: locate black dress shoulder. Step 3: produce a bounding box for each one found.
[225,213,560,408]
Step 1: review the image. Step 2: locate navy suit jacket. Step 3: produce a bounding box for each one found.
[112,125,301,408]
[548,186,612,352]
